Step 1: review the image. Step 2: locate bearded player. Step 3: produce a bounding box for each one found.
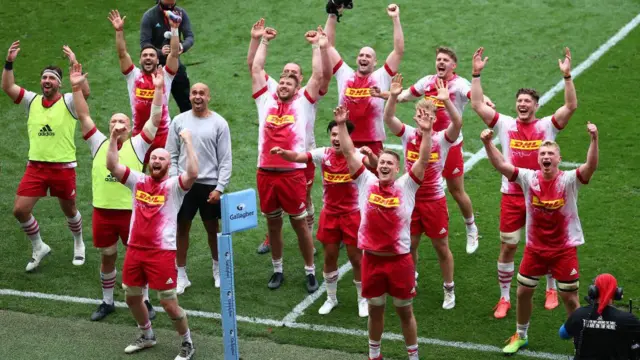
[69,64,163,321]
[337,104,431,360]
[470,47,578,318]
[270,121,378,317]
[248,19,333,255]
[481,123,598,354]
[2,41,90,271]
[383,74,462,310]
[108,9,181,165]
[251,27,329,292]
[107,127,198,360]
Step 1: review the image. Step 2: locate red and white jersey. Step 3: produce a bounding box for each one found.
[491,112,562,195]
[308,147,365,215]
[353,166,421,254]
[120,168,189,250]
[124,65,175,137]
[397,124,454,201]
[511,168,588,251]
[267,75,325,151]
[333,59,395,142]
[409,74,470,143]
[253,85,315,169]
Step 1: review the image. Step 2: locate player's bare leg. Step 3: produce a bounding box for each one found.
[446,176,479,254]
[558,289,580,316]
[124,291,156,354]
[160,296,195,360]
[58,197,85,266]
[290,215,319,293]
[319,242,340,315]
[346,244,367,317]
[14,195,50,272]
[409,235,421,286]
[431,236,455,309]
[176,220,192,294]
[495,237,518,319]
[367,302,385,360]
[305,193,317,256]
[203,219,220,288]
[266,214,285,289]
[502,284,533,354]
[395,303,419,360]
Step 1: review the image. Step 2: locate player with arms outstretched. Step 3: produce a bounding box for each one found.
[481,123,598,355]
[383,74,462,309]
[470,47,578,318]
[336,104,431,360]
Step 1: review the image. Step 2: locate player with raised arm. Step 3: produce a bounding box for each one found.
[248,19,333,255]
[2,41,91,271]
[383,74,462,310]
[108,9,181,166]
[69,64,163,321]
[337,103,431,360]
[270,120,378,317]
[470,47,578,318]
[251,26,329,293]
[323,4,404,163]
[481,122,598,355]
[107,126,198,360]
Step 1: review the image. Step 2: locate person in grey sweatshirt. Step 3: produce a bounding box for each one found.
[166,82,232,293]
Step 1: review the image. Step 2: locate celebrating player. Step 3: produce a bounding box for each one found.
[383,74,462,310]
[69,64,162,321]
[270,121,378,317]
[481,122,598,354]
[251,26,329,292]
[336,104,431,360]
[323,3,404,161]
[107,127,198,360]
[108,9,180,165]
[248,19,333,255]
[2,41,90,271]
[470,47,578,318]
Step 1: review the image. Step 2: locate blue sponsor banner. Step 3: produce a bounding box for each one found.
[220,189,258,234]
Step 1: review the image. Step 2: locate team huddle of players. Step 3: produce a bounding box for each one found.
[2,3,599,360]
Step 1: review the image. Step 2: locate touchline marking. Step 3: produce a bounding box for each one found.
[0,289,566,359]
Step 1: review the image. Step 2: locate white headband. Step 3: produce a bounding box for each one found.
[42,69,62,85]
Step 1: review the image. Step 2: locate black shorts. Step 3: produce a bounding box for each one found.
[178,183,222,222]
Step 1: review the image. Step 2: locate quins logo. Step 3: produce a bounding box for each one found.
[344,88,371,98]
[266,114,295,126]
[323,171,351,183]
[135,190,165,205]
[135,88,155,99]
[510,139,542,150]
[38,124,55,136]
[104,174,118,183]
[532,195,565,210]
[368,193,400,208]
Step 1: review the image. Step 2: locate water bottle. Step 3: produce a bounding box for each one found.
[164,10,182,23]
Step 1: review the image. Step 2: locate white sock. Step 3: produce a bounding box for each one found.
[464,216,477,233]
[407,344,419,360]
[181,328,193,344]
[213,260,219,272]
[142,285,149,302]
[444,281,455,291]
[516,322,529,339]
[415,271,419,280]
[354,280,363,300]
[178,266,187,279]
[324,271,339,302]
[369,339,381,359]
[546,274,557,290]
[66,211,83,245]
[498,262,514,301]
[304,264,315,276]
[20,216,43,249]
[139,321,154,339]
[306,203,315,234]
[101,270,117,305]
[272,258,283,273]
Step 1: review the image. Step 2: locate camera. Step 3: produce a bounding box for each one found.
[326,0,353,22]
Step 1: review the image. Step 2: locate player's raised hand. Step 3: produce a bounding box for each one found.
[317,26,329,48]
[62,45,78,65]
[369,86,383,98]
[108,10,126,31]
[558,47,572,77]
[6,41,20,62]
[586,121,598,140]
[472,47,488,75]
[390,74,403,96]
[414,108,433,134]
[359,146,373,157]
[69,63,87,87]
[333,105,349,124]
[152,66,164,88]
[270,147,285,155]
[435,78,450,101]
[480,129,494,143]
[304,30,319,44]
[179,129,192,143]
[263,27,278,41]
[251,18,266,39]
[111,124,127,138]
[387,4,400,18]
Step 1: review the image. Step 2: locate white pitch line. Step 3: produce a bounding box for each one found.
[0,288,566,359]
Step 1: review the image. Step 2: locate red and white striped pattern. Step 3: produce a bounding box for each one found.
[67,214,82,234]
[101,272,116,290]
[21,216,40,238]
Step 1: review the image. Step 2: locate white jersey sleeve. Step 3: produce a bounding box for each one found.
[353,165,377,192]
[122,167,144,190]
[85,128,108,158]
[266,74,279,93]
[163,65,176,95]
[16,88,38,113]
[131,133,153,164]
[308,147,326,167]
[372,65,394,91]
[333,60,355,104]
[538,115,561,138]
[62,93,78,118]
[397,171,421,196]
[408,75,433,98]
[513,167,536,192]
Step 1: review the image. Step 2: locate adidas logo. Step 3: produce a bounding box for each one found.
[38,124,55,136]
[451,168,461,175]
[299,202,306,209]
[166,278,174,285]
[155,23,161,28]
[105,174,118,182]
[570,268,577,276]
[439,228,447,235]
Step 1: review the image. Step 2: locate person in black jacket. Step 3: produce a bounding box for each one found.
[560,273,640,359]
[141,0,194,113]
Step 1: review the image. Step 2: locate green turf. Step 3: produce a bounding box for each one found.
[1,0,640,359]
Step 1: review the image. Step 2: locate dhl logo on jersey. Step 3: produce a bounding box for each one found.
[344,88,371,98]
[424,95,445,108]
[135,190,166,205]
[266,114,295,126]
[510,139,542,150]
[135,88,155,99]
[406,150,439,163]
[323,171,352,183]
[532,196,565,210]
[368,193,400,208]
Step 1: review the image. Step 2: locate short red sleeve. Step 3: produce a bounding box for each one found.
[140,130,152,144]
[351,164,366,180]
[384,63,396,76]
[332,59,344,75]
[395,124,406,137]
[164,65,177,76]
[466,91,471,99]
[303,89,316,104]
[122,64,135,76]
[252,85,268,99]
[83,126,98,140]
[576,168,588,185]
[14,88,25,104]
[409,169,421,185]
[120,167,131,184]
[444,132,455,144]
[508,168,519,182]
[551,115,565,130]
[488,111,500,128]
[305,152,313,163]
[178,175,191,191]
[409,85,421,98]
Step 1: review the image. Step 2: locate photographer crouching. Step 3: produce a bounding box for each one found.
[559,273,640,359]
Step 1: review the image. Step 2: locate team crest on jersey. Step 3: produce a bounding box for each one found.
[135,190,166,205]
[368,193,400,208]
[135,88,155,99]
[510,139,542,150]
[532,195,565,210]
[266,114,295,126]
[344,88,371,98]
[323,171,351,183]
